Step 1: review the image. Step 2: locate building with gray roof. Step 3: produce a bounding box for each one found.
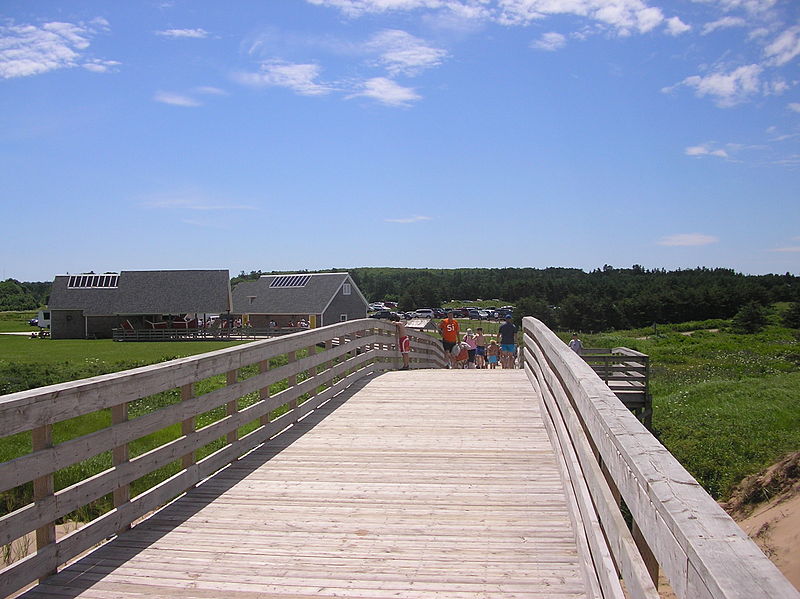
[48,270,231,339]
[231,272,367,328]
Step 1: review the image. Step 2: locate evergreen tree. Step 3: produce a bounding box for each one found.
[782,302,800,329]
[731,301,768,334]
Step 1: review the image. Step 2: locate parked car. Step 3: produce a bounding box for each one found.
[414,308,435,319]
[433,308,447,318]
[29,318,39,326]
[467,309,482,319]
[369,310,393,319]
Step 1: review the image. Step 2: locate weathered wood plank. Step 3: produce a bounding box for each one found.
[16,370,590,599]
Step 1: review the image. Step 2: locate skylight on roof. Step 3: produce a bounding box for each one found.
[67,274,120,289]
[269,275,311,288]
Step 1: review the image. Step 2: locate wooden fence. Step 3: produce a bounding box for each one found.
[0,320,445,597]
[521,316,799,599]
[579,347,652,428]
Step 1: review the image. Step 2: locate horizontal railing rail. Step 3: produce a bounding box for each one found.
[521,316,799,599]
[0,319,445,597]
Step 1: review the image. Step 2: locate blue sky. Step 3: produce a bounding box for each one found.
[1,0,798,282]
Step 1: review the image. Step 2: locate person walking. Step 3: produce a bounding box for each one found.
[474,327,487,368]
[463,329,478,368]
[393,315,411,370]
[498,315,518,369]
[438,310,460,368]
[486,340,500,369]
[568,333,583,355]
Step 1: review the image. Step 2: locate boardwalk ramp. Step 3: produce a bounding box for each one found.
[18,370,589,598]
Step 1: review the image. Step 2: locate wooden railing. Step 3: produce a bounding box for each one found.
[0,319,445,597]
[111,326,303,341]
[580,347,652,428]
[521,316,799,599]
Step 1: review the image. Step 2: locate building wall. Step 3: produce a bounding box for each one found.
[51,310,86,339]
[322,286,367,326]
[86,316,121,339]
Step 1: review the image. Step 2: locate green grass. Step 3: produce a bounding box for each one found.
[570,323,800,499]
[0,311,37,333]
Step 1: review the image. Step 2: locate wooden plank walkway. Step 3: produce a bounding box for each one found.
[19,370,590,599]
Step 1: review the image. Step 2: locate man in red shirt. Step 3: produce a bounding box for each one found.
[438,310,460,368]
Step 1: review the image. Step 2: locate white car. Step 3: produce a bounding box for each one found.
[414,308,435,319]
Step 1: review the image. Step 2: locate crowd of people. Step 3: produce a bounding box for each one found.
[391,310,582,370]
[434,310,519,369]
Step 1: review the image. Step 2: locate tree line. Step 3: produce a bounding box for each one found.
[234,265,800,332]
[6,266,799,333]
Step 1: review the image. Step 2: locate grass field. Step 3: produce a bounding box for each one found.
[2,313,799,506]
[575,323,800,499]
[0,311,37,333]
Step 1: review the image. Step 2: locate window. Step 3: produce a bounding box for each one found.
[340,314,348,322]
[342,283,351,295]
[248,296,256,305]
[67,274,119,289]
[269,275,311,288]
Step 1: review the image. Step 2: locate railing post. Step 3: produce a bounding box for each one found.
[306,344,317,402]
[32,424,56,577]
[111,402,131,532]
[287,351,298,421]
[226,369,238,444]
[632,520,659,589]
[259,359,271,427]
[181,383,196,470]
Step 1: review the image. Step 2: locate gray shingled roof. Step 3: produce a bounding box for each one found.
[231,272,363,314]
[48,270,231,316]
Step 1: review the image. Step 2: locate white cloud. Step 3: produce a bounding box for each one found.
[156,28,209,39]
[366,29,448,76]
[306,0,459,17]
[195,86,227,95]
[0,20,110,79]
[234,60,332,96]
[702,16,746,35]
[497,0,666,36]
[350,77,421,106]
[789,102,800,113]
[82,59,121,73]
[665,16,691,36]
[385,215,433,223]
[142,195,258,211]
[657,233,720,247]
[763,25,800,67]
[532,32,566,51]
[685,144,729,158]
[665,64,763,107]
[768,246,800,253]
[154,91,202,107]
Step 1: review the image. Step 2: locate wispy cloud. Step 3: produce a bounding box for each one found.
[350,77,421,106]
[385,215,432,223]
[657,233,719,247]
[156,28,209,39]
[531,32,567,51]
[702,16,746,35]
[685,143,729,159]
[763,24,800,67]
[154,91,202,107]
[234,60,333,96]
[0,19,112,79]
[366,29,448,76]
[141,195,259,211]
[663,64,764,107]
[767,246,800,253]
[789,103,800,113]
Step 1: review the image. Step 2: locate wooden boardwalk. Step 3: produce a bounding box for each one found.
[19,370,589,599]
